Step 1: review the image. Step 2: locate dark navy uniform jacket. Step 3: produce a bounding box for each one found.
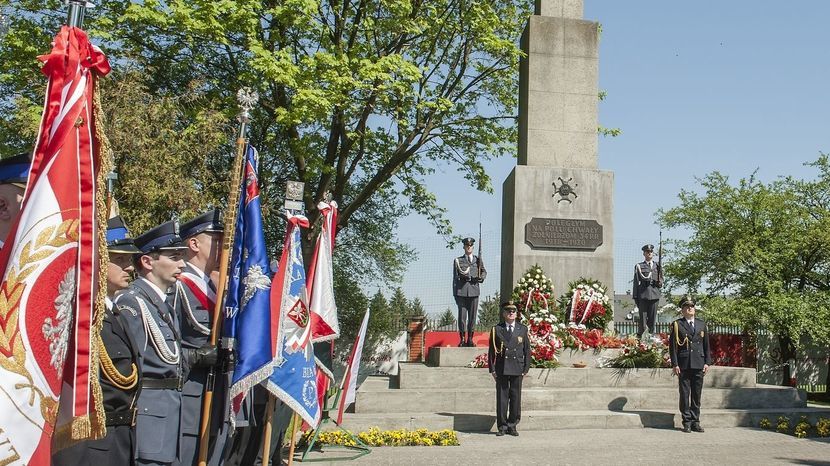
[488,322,530,376]
[116,278,183,464]
[669,318,713,370]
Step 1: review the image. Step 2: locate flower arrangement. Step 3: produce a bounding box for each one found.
[511,265,563,367]
[602,335,670,369]
[469,353,488,368]
[560,328,625,351]
[300,428,459,447]
[558,278,612,331]
[512,265,561,320]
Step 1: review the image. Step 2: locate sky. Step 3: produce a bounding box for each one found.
[384,1,830,316]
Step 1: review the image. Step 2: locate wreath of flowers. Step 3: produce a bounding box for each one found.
[557,277,612,331]
[510,265,563,367]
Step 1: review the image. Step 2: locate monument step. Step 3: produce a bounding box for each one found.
[427,347,624,368]
[355,385,805,413]
[340,407,830,432]
[397,364,757,389]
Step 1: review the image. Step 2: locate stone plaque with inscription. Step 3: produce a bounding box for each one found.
[525,217,603,250]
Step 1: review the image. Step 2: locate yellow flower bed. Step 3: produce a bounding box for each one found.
[302,427,459,447]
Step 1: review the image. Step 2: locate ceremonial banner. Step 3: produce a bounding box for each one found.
[306,201,339,417]
[337,307,370,425]
[0,26,109,464]
[307,201,340,344]
[223,146,273,417]
[266,215,320,429]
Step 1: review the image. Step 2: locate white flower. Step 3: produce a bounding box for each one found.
[542,274,547,280]
[520,277,525,283]
[526,273,531,278]
[592,283,599,289]
[535,274,540,279]
[599,288,605,294]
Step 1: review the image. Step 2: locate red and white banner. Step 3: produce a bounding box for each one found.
[0,26,109,464]
[336,307,369,425]
[307,201,339,344]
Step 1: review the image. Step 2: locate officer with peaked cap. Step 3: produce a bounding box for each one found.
[115,220,189,466]
[669,295,712,433]
[172,209,226,466]
[488,301,529,437]
[53,216,143,466]
[0,153,31,248]
[453,237,487,346]
[632,243,662,337]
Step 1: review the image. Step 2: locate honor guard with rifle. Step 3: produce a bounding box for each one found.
[453,236,486,347]
[53,216,143,466]
[172,208,227,465]
[115,220,191,466]
[632,243,662,337]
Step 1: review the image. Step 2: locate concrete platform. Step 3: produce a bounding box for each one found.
[427,346,623,368]
[340,406,830,433]
[397,364,757,389]
[355,385,805,413]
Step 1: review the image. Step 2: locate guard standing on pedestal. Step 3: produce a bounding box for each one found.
[453,237,486,346]
[669,295,711,433]
[488,301,530,437]
[633,243,661,337]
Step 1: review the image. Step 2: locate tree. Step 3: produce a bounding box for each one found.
[0,1,532,279]
[658,157,830,385]
[408,297,425,317]
[478,292,501,329]
[388,287,409,317]
[437,308,455,329]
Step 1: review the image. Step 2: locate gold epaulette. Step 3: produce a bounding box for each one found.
[97,332,138,390]
[673,321,690,348]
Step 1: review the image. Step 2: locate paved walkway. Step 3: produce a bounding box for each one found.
[295,428,830,465]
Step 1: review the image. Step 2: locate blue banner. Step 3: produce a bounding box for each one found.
[266,216,320,428]
[224,145,275,403]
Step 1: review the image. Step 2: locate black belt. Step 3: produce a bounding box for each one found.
[141,377,182,390]
[106,409,136,426]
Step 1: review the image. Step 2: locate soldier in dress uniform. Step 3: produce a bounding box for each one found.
[632,243,662,337]
[0,153,30,248]
[52,216,143,466]
[669,295,712,433]
[453,237,486,346]
[115,220,192,466]
[488,301,530,437]
[171,208,227,466]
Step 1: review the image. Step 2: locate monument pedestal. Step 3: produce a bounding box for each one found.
[501,165,614,301]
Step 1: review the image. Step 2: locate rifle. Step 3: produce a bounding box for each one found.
[477,222,483,281]
[657,230,663,287]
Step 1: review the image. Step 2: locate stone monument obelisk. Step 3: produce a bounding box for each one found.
[500,0,614,302]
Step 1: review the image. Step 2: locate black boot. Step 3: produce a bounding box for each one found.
[458,335,465,347]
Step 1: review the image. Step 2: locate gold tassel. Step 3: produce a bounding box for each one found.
[98,332,138,389]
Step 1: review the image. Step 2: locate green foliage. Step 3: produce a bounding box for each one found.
[1,0,533,283]
[437,308,455,328]
[388,287,409,317]
[478,293,501,328]
[658,156,830,370]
